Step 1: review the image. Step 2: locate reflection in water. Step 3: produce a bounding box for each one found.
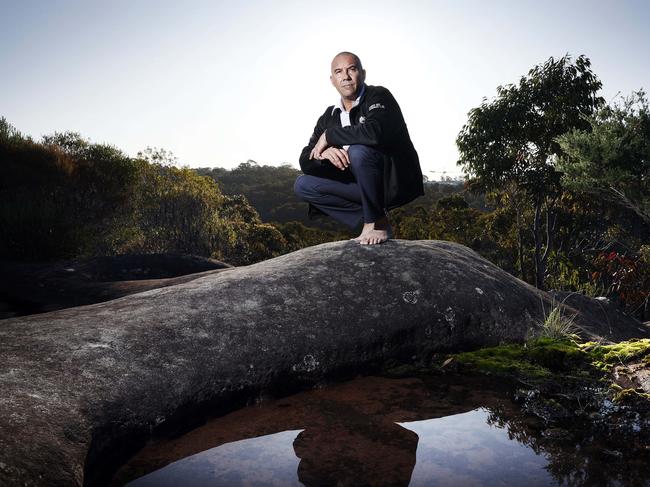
[127,430,304,487]
[112,375,650,487]
[401,410,553,486]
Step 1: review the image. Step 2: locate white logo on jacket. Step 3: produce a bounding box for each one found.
[369,103,385,111]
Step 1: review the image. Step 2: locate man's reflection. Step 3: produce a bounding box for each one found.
[293,413,419,486]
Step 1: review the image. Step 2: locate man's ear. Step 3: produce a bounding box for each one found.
[330,74,336,87]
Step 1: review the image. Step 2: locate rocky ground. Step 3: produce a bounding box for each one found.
[0,254,233,319]
[0,242,648,486]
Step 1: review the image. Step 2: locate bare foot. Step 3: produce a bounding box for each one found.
[352,216,393,245]
[351,222,376,242]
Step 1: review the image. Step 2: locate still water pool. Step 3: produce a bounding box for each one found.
[111,375,649,486]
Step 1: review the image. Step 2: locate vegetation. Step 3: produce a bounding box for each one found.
[450,337,650,400]
[557,90,650,227]
[581,338,650,371]
[0,121,285,265]
[538,300,579,340]
[457,54,604,289]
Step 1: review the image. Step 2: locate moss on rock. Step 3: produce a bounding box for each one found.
[579,339,650,371]
[609,383,650,404]
[450,338,590,382]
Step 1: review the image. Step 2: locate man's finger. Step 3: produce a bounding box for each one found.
[339,149,350,167]
[341,149,350,167]
[333,148,349,169]
[332,151,346,170]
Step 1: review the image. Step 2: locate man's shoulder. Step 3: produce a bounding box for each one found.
[362,85,398,106]
[364,85,393,98]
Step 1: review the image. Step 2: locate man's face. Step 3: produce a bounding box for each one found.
[330,54,366,101]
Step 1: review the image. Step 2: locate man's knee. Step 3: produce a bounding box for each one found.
[347,144,382,166]
[294,174,320,200]
[294,175,308,198]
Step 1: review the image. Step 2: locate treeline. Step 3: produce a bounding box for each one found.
[0,121,291,266]
[196,161,484,226]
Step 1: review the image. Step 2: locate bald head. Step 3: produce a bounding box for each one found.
[331,51,363,70]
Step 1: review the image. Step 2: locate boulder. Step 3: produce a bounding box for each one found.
[0,254,232,319]
[0,240,647,486]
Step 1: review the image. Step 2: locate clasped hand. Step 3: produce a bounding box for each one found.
[308,131,350,170]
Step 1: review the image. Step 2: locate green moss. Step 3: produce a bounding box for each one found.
[580,339,650,371]
[610,383,650,403]
[452,341,554,380]
[526,337,588,370]
[445,338,650,393]
[451,337,603,382]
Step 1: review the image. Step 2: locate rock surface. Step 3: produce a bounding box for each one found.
[0,239,647,486]
[0,253,232,319]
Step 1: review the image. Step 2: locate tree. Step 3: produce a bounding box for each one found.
[136,146,179,167]
[457,54,604,289]
[557,90,650,228]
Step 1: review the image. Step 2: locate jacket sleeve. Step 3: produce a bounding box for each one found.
[325,87,403,148]
[299,110,328,175]
[298,108,346,179]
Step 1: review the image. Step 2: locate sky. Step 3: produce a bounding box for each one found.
[1,0,649,179]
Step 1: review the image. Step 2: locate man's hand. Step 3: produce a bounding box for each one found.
[309,131,329,160]
[318,147,350,170]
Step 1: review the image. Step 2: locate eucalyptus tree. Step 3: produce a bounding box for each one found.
[457,54,604,289]
[557,90,650,229]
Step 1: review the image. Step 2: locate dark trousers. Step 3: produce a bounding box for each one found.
[294,144,387,229]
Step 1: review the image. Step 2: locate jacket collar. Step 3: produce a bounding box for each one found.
[331,84,366,115]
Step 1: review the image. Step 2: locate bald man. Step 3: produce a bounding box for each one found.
[294,52,424,245]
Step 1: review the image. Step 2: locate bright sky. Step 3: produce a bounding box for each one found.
[1,0,648,178]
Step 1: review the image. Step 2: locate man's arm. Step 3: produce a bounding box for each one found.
[299,110,329,175]
[299,109,350,175]
[325,87,404,148]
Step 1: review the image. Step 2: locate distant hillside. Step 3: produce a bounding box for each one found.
[196,161,319,226]
[195,161,484,227]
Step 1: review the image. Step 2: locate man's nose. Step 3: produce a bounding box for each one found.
[343,70,352,79]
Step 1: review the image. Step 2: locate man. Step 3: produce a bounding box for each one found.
[294,51,424,245]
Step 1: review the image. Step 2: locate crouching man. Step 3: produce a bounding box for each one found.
[294,51,424,245]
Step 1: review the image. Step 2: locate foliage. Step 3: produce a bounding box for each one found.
[0,120,291,265]
[457,54,604,289]
[131,163,227,256]
[538,301,579,340]
[136,146,179,167]
[557,90,650,227]
[457,54,603,192]
[1,127,144,259]
[196,161,322,227]
[271,221,344,252]
[591,250,650,317]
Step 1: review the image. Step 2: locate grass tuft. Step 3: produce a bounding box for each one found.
[538,299,579,340]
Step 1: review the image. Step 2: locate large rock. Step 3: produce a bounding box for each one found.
[0,240,646,486]
[0,254,232,319]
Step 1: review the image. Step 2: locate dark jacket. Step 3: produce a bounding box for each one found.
[299,84,424,219]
